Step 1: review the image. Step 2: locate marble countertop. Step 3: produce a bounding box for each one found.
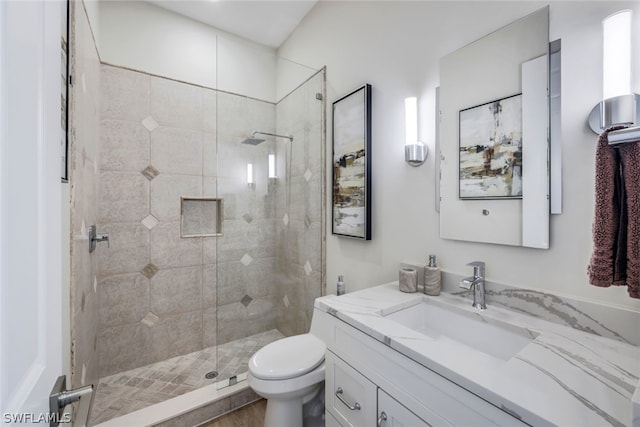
[315,283,640,427]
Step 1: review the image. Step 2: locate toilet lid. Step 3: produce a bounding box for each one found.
[249,334,326,380]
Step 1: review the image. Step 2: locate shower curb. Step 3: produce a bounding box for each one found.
[152,386,260,427]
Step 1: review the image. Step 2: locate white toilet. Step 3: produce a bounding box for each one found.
[248,333,326,427]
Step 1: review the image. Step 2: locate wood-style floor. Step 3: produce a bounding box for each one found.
[201,399,266,427]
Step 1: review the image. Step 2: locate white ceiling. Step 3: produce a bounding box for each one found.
[148,0,318,49]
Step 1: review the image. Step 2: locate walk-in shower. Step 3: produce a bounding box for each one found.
[81,66,326,425]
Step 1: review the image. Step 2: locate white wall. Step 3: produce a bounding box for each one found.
[279,1,640,312]
[96,0,277,102]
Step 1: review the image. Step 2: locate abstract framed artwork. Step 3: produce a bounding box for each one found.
[332,84,372,240]
[459,93,522,199]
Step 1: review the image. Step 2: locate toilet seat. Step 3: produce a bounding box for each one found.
[249,334,326,380]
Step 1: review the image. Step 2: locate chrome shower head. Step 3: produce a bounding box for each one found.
[241,133,266,145]
[241,131,293,145]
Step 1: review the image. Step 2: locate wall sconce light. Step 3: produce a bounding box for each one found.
[268,153,277,182]
[588,10,640,144]
[404,97,428,166]
[247,163,255,189]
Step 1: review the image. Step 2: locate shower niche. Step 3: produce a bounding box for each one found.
[181,197,223,237]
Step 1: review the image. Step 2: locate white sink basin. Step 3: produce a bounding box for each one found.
[385,299,537,360]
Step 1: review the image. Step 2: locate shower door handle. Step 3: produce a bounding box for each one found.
[49,375,94,427]
[88,225,109,253]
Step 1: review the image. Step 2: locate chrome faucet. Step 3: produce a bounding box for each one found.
[459,261,486,310]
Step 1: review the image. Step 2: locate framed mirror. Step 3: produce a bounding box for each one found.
[439,7,550,249]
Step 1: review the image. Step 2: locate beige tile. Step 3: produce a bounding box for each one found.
[150,127,203,176]
[100,119,150,172]
[201,399,265,427]
[215,303,246,344]
[203,264,217,307]
[101,65,149,122]
[96,222,150,276]
[202,307,217,348]
[150,174,202,222]
[215,262,247,306]
[203,177,218,198]
[150,221,203,269]
[203,132,217,177]
[217,92,246,136]
[149,311,202,362]
[150,77,203,130]
[98,323,150,377]
[203,89,217,134]
[72,298,99,387]
[98,172,149,223]
[245,258,275,299]
[150,266,203,316]
[203,237,217,264]
[99,273,150,328]
[247,99,276,137]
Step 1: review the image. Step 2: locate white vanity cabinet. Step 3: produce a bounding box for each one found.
[326,349,430,427]
[316,310,528,427]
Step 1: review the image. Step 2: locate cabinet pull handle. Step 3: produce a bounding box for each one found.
[335,387,361,411]
[377,411,388,427]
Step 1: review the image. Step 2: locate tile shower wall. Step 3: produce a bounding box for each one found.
[69,0,102,389]
[97,64,279,376]
[274,71,325,336]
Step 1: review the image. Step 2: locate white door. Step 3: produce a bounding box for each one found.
[0,0,66,425]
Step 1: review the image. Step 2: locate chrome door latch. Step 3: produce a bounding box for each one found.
[49,375,94,427]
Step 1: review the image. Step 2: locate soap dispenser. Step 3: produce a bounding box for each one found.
[423,255,441,296]
[337,275,345,296]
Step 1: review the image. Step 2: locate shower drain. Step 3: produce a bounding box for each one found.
[205,371,219,380]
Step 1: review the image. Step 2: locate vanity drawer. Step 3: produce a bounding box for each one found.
[378,388,430,427]
[325,350,377,427]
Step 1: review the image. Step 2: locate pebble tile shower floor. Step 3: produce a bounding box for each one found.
[90,329,284,424]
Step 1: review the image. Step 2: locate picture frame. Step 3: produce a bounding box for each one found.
[61,0,70,182]
[332,84,372,240]
[459,93,522,199]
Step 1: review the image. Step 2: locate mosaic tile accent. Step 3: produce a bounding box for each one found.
[240,294,253,307]
[282,213,289,227]
[141,312,160,327]
[89,330,284,425]
[242,213,253,224]
[304,261,312,276]
[141,115,159,132]
[141,214,159,230]
[141,263,159,279]
[304,168,312,182]
[240,254,253,267]
[141,165,159,181]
